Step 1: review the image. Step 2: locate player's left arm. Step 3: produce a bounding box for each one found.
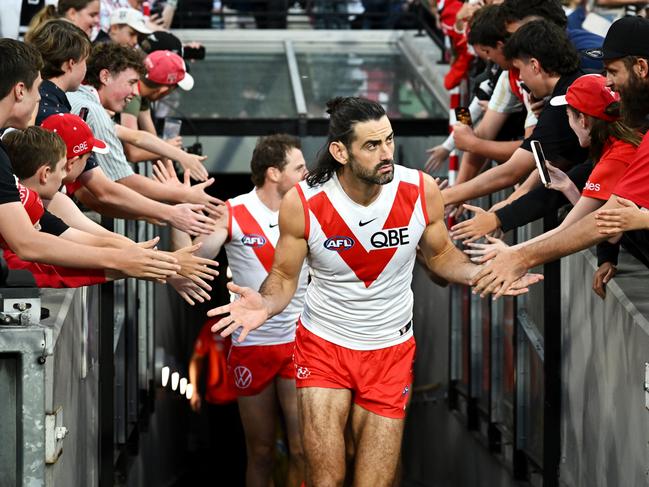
[418,173,479,286]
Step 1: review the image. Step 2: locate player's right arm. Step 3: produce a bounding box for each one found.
[207,187,308,342]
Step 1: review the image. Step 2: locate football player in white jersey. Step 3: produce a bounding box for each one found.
[207,97,541,486]
[173,134,308,487]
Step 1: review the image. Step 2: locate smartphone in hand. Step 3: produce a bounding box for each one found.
[531,140,551,187]
[454,106,472,126]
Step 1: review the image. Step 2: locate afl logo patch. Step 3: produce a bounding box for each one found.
[241,234,266,247]
[324,236,355,251]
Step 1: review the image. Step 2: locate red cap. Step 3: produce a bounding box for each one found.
[41,113,109,160]
[549,74,620,122]
[17,183,44,226]
[144,50,194,91]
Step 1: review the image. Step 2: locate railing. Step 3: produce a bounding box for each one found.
[446,194,649,486]
[447,191,562,486]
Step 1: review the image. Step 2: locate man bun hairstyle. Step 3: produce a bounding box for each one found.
[85,43,145,90]
[307,97,386,187]
[250,134,302,187]
[0,39,43,100]
[503,19,579,76]
[25,19,91,79]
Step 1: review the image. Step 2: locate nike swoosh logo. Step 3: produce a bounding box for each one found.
[358,218,377,227]
[269,223,278,228]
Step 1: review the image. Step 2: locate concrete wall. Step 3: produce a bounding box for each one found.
[560,250,649,487]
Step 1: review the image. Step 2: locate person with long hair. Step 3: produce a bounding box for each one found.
[205,98,540,486]
[27,0,100,38]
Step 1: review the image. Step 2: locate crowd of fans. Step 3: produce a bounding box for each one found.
[1,0,649,485]
[428,0,649,299]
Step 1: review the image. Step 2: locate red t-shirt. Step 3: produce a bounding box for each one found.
[613,131,649,208]
[581,138,638,201]
[194,319,238,405]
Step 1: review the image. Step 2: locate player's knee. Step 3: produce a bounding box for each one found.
[247,440,275,465]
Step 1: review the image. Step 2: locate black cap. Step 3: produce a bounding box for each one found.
[140,31,183,57]
[585,16,649,60]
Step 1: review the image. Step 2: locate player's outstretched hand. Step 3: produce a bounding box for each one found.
[208,282,269,342]
[464,235,508,263]
[471,247,528,299]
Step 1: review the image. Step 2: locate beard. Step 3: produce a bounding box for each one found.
[348,157,395,185]
[619,71,649,130]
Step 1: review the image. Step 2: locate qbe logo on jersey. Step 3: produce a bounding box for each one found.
[241,234,267,248]
[371,227,410,248]
[324,236,355,252]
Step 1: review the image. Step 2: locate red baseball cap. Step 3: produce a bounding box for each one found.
[549,74,620,122]
[144,50,194,91]
[41,113,109,160]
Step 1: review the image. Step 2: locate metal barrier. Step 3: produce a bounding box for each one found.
[448,193,562,485]
[447,197,649,486]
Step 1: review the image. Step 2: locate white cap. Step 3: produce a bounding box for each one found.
[110,8,153,34]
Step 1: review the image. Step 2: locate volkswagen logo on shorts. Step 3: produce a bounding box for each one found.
[241,234,266,248]
[233,366,253,389]
[324,236,355,251]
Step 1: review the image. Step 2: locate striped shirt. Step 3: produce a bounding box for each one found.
[68,85,135,182]
[488,71,538,129]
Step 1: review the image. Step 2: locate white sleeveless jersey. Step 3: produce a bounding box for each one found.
[296,165,430,350]
[226,189,308,347]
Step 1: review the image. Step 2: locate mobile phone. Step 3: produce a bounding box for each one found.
[520,82,531,94]
[183,45,206,60]
[162,117,182,140]
[454,106,472,126]
[78,107,89,121]
[531,140,551,187]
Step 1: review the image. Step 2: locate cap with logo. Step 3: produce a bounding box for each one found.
[110,7,153,34]
[549,74,620,122]
[140,31,183,56]
[585,16,649,60]
[144,50,194,91]
[41,113,109,159]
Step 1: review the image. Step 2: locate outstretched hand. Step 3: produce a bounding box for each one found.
[464,235,508,263]
[471,247,529,299]
[208,282,269,342]
[450,204,499,243]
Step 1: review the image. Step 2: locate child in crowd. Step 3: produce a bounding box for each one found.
[2,122,218,294]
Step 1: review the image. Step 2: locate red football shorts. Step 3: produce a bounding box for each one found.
[294,323,416,419]
[227,341,295,396]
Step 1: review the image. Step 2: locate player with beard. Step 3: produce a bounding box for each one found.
[471,16,649,298]
[206,97,541,486]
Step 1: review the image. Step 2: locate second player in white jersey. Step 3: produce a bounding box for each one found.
[226,189,308,346]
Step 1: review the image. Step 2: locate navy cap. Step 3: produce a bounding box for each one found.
[585,16,649,60]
